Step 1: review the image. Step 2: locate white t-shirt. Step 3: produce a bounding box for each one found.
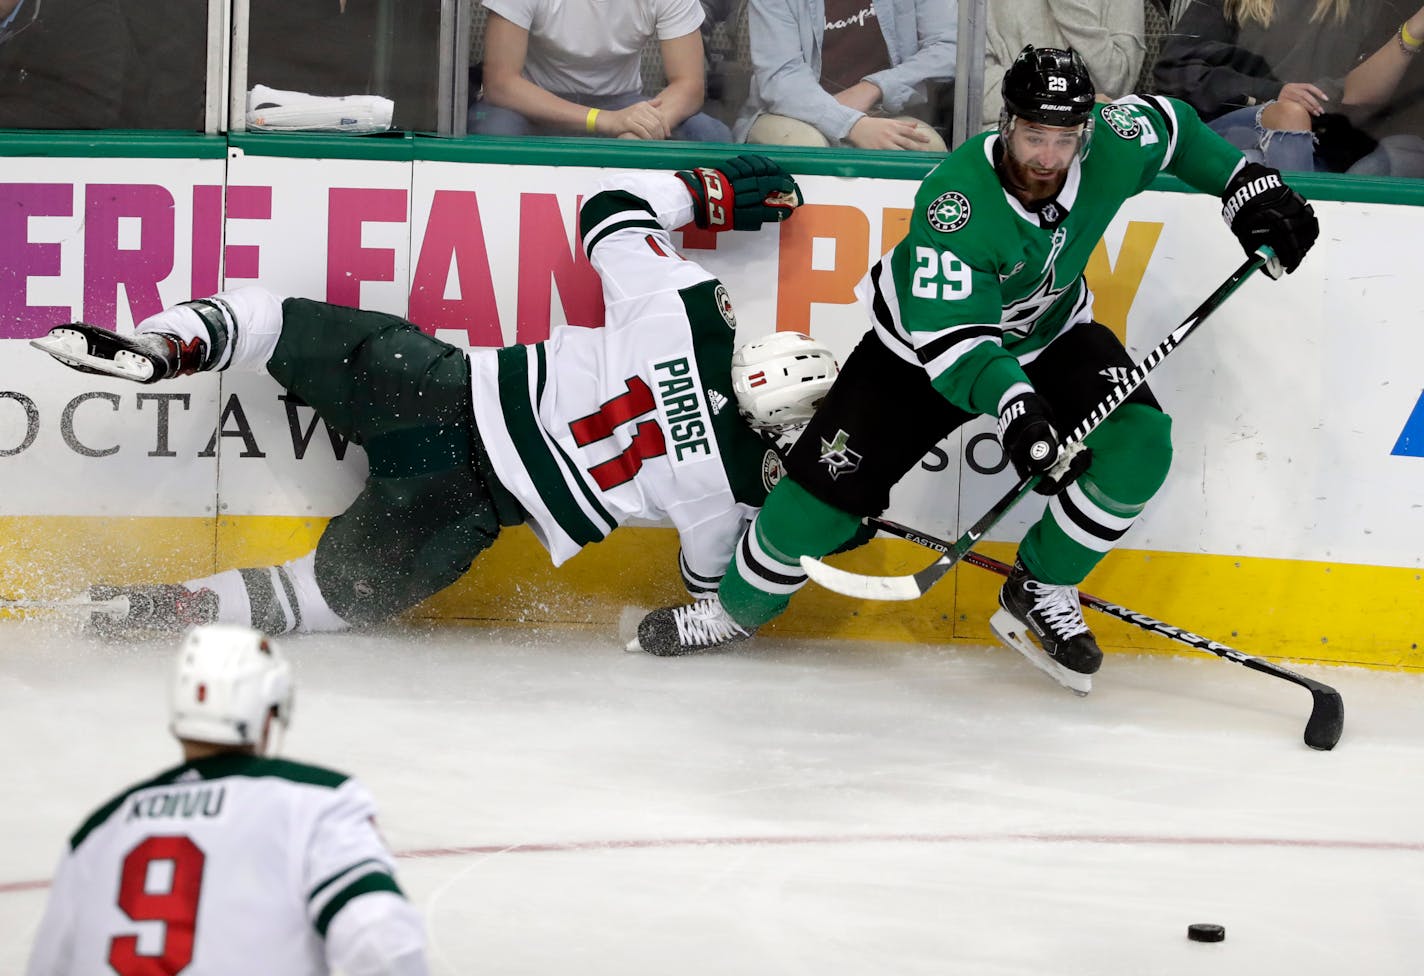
[483,0,704,96]
[26,754,426,976]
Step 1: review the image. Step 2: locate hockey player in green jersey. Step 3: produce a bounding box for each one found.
[31,155,837,639]
[631,46,1320,694]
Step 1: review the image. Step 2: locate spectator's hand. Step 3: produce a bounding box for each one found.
[600,99,670,140]
[1276,82,1329,116]
[1221,162,1319,277]
[676,154,802,231]
[847,117,933,151]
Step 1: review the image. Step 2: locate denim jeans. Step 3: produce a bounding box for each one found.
[1209,104,1320,173]
[470,90,732,143]
[1347,134,1424,178]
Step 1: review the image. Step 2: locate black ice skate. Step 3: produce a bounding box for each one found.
[31,324,208,384]
[990,558,1102,696]
[628,597,755,656]
[86,584,220,640]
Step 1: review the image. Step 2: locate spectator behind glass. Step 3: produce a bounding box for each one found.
[735,0,955,151]
[118,0,208,129]
[471,0,731,141]
[981,0,1144,130]
[0,0,131,128]
[248,0,442,132]
[1337,4,1424,177]
[1152,0,1380,172]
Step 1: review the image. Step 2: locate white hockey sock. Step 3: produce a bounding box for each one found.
[135,285,286,372]
[232,552,351,635]
[185,553,349,635]
[181,569,251,626]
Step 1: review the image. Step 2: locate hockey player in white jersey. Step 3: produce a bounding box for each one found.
[25,623,428,975]
[32,155,831,639]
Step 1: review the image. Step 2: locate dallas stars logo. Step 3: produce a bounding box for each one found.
[926,191,971,233]
[819,429,862,480]
[1100,104,1141,140]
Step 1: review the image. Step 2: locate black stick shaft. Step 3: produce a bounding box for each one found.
[900,252,1268,598]
[868,516,1344,750]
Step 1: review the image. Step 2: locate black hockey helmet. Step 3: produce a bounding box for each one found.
[1001,45,1095,128]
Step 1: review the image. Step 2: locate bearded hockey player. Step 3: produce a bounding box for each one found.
[32,155,835,640]
[630,47,1319,695]
[25,624,428,975]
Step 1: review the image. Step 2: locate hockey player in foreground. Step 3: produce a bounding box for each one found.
[25,623,428,975]
[630,47,1321,695]
[33,155,837,639]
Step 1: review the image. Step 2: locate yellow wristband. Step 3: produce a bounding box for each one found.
[1402,21,1422,49]
[585,108,600,134]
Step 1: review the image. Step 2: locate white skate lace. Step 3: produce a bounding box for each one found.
[672,599,749,647]
[1025,580,1090,640]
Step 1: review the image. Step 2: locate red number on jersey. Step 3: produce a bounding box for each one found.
[569,376,668,490]
[109,835,206,975]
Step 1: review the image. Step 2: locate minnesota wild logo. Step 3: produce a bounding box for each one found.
[927,191,971,233]
[819,429,862,480]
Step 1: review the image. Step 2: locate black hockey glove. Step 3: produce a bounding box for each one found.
[1221,162,1319,278]
[676,154,802,232]
[997,391,1091,496]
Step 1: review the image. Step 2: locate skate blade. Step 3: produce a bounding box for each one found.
[619,605,649,653]
[989,608,1092,696]
[31,330,156,383]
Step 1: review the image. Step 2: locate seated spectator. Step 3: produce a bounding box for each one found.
[117,0,208,129]
[1337,4,1424,177]
[982,0,1144,130]
[1152,0,1380,172]
[735,0,955,151]
[0,0,131,129]
[471,0,731,141]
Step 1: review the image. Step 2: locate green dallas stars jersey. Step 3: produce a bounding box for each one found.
[866,94,1244,418]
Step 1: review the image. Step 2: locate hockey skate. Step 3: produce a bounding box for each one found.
[990,558,1102,696]
[31,324,207,384]
[86,584,219,640]
[627,597,755,656]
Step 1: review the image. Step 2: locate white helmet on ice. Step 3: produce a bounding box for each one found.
[169,623,293,755]
[730,331,837,432]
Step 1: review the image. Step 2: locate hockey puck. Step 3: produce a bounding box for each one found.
[1187,923,1225,943]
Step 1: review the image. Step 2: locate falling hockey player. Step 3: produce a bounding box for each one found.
[31,155,839,640]
[629,46,1321,695]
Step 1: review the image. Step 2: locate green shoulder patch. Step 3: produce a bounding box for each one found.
[926,190,972,233]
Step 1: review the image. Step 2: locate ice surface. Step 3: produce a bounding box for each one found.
[2,617,1421,975]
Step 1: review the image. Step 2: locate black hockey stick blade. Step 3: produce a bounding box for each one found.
[801,252,1269,603]
[961,550,1342,751]
[862,517,1343,750]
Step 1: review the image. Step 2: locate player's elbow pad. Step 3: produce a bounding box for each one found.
[325,890,430,976]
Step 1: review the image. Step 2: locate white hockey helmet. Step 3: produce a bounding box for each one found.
[169,623,293,755]
[730,331,837,431]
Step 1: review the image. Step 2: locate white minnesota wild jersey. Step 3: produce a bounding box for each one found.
[467,171,777,585]
[26,754,413,976]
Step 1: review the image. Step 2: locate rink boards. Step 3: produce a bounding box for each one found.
[0,137,1419,670]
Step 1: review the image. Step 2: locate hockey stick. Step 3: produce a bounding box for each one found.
[800,249,1275,602]
[864,516,1343,751]
[0,595,129,616]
